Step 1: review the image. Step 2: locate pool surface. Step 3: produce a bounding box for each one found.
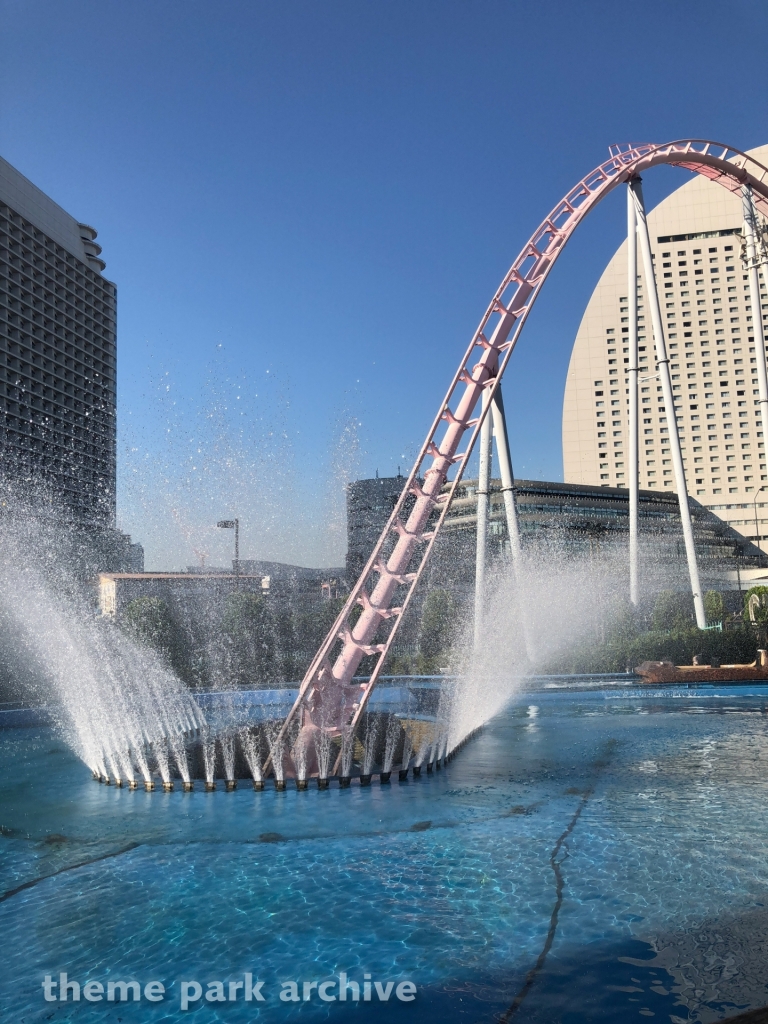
[2,683,768,1022]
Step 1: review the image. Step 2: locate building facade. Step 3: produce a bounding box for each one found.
[563,143,768,551]
[346,474,411,580]
[0,156,117,525]
[98,573,266,619]
[345,474,759,603]
[237,559,346,607]
[437,477,759,588]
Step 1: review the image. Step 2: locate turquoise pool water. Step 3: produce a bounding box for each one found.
[2,683,768,1022]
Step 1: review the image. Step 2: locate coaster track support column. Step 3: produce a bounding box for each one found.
[627,183,640,606]
[630,177,706,629]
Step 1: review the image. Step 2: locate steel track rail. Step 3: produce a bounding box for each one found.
[264,140,768,779]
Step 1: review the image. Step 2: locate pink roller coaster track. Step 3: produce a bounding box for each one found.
[269,140,768,777]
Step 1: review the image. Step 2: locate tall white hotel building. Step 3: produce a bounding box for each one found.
[563,144,768,551]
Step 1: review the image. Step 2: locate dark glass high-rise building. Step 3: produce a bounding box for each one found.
[0,155,117,524]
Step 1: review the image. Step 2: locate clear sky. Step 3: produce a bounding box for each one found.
[2,0,768,569]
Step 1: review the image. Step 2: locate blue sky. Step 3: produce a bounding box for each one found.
[2,0,768,568]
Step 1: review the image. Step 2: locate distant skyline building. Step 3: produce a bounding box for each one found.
[0,155,117,525]
[98,573,265,618]
[345,474,754,600]
[346,474,408,580]
[563,144,768,551]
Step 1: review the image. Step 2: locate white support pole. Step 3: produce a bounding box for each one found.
[627,185,639,606]
[630,177,706,629]
[490,386,522,563]
[491,385,536,662]
[742,185,768,559]
[474,387,493,648]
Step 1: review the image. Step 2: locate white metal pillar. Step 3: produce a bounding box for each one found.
[742,185,768,559]
[490,385,522,563]
[627,185,639,606]
[630,177,706,629]
[490,385,536,662]
[474,387,493,647]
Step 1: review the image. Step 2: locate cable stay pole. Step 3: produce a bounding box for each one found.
[627,184,640,607]
[473,387,493,648]
[630,177,706,629]
[491,386,523,563]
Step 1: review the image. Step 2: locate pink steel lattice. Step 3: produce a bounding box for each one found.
[268,140,768,777]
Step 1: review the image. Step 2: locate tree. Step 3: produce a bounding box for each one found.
[703,590,724,625]
[273,607,297,682]
[651,590,695,632]
[294,598,346,652]
[222,593,276,686]
[121,597,189,679]
[419,589,456,667]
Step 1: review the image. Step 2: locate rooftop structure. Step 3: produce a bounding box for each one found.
[237,559,347,606]
[98,573,266,618]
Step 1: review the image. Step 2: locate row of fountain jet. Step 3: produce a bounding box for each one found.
[93,754,450,791]
[89,714,479,793]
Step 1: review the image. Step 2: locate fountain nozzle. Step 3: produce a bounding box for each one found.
[317,778,329,790]
[204,781,216,792]
[144,780,155,792]
[128,780,139,790]
[380,771,391,784]
[399,769,409,781]
[182,781,194,792]
[339,776,351,789]
[359,774,372,787]
[225,780,237,792]
[253,780,264,791]
[296,779,308,791]
[162,781,174,792]
[275,779,286,791]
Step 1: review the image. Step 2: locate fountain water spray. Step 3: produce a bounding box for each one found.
[361,715,380,776]
[399,731,413,780]
[339,728,354,784]
[0,524,208,787]
[220,732,236,784]
[202,730,217,786]
[169,733,191,783]
[294,731,308,789]
[240,728,263,785]
[315,728,331,787]
[266,724,285,788]
[383,715,400,774]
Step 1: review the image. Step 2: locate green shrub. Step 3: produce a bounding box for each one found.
[703,590,724,625]
[652,590,695,631]
[121,596,190,680]
[418,589,456,670]
[222,592,276,685]
[543,625,759,675]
